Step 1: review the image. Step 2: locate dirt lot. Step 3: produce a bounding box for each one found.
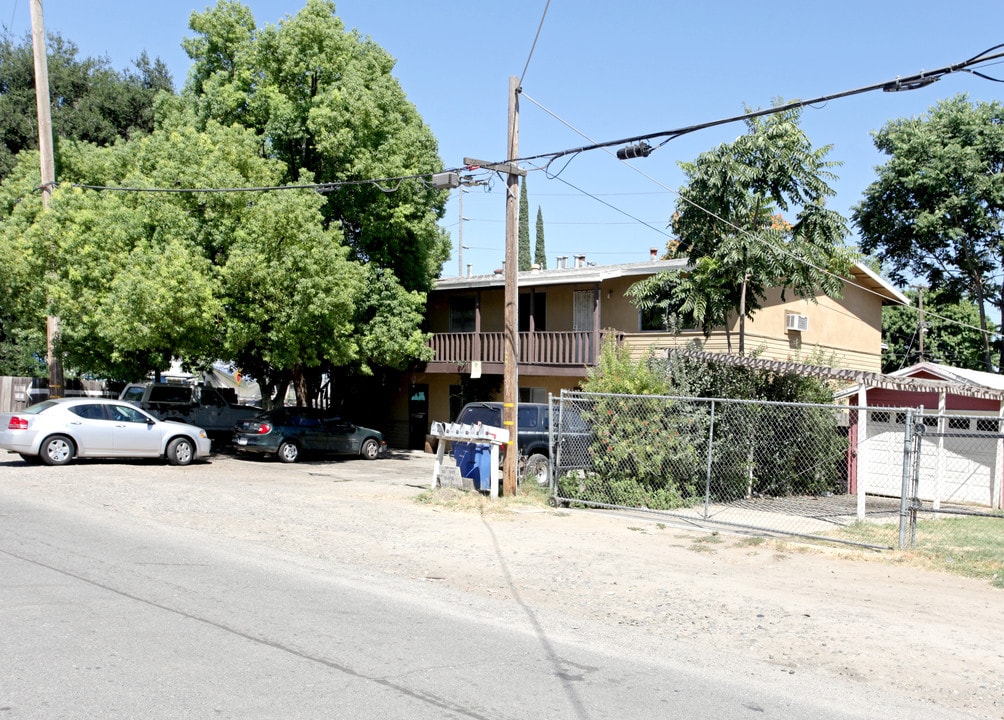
[1,448,1001,718]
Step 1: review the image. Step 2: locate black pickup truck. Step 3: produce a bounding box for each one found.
[120,382,260,439]
[453,401,591,486]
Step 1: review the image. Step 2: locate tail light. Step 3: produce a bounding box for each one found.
[8,416,29,430]
[254,423,272,435]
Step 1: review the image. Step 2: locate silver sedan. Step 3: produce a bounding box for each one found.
[0,397,212,466]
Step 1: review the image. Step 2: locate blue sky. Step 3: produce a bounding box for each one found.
[7,1,1004,283]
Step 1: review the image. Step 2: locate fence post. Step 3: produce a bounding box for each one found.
[898,408,919,550]
[703,399,716,520]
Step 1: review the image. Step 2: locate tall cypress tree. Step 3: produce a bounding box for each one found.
[534,206,546,269]
[518,177,531,270]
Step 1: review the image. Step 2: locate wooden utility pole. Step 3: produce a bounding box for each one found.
[463,78,525,495]
[30,0,63,398]
[502,75,520,496]
[916,285,925,362]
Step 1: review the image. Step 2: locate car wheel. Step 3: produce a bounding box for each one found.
[39,435,74,466]
[360,438,381,460]
[167,437,195,466]
[278,441,300,463]
[520,454,550,488]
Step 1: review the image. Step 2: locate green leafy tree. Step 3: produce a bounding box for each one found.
[0,97,424,405]
[0,153,49,374]
[182,0,449,294]
[627,255,736,346]
[881,288,996,372]
[518,176,531,270]
[0,31,173,181]
[577,337,700,509]
[534,206,546,269]
[853,95,1004,372]
[632,105,854,354]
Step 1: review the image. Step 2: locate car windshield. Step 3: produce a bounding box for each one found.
[458,405,501,426]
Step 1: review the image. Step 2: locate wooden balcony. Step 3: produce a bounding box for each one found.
[424,331,623,376]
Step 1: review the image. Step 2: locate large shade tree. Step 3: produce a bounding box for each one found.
[181,0,450,294]
[0,97,430,404]
[630,106,855,354]
[853,95,1004,372]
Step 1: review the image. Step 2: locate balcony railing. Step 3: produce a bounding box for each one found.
[426,331,623,368]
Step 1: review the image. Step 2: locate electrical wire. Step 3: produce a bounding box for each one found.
[66,170,476,195]
[522,84,1004,347]
[524,159,671,239]
[505,44,1004,169]
[518,0,551,88]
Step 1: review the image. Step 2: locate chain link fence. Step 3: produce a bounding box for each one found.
[549,391,1003,550]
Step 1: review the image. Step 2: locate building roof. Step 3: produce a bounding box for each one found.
[433,258,688,291]
[889,362,1004,392]
[433,258,909,305]
[833,361,1004,401]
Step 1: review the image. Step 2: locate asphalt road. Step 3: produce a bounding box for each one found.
[0,453,977,719]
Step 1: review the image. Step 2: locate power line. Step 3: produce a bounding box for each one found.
[519,67,1004,348]
[67,171,465,195]
[502,44,1004,171]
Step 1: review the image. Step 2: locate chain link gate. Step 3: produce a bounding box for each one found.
[899,409,1004,549]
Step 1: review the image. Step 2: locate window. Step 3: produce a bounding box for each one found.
[519,387,546,403]
[640,304,698,332]
[108,404,150,423]
[70,404,107,420]
[976,418,1000,433]
[948,417,970,430]
[121,385,145,402]
[148,385,192,403]
[870,411,891,423]
[449,297,476,332]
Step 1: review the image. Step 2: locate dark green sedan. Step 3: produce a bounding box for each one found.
[232,407,386,463]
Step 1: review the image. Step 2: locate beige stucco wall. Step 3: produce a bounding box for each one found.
[619,280,885,372]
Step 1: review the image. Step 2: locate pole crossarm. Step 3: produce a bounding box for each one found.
[463,157,527,177]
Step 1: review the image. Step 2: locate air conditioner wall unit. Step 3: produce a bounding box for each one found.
[786,313,809,332]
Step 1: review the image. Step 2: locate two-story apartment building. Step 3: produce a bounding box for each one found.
[389,255,907,449]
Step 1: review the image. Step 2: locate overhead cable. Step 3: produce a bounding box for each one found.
[507,43,1004,170]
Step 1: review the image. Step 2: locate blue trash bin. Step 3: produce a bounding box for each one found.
[453,441,493,492]
[473,444,493,491]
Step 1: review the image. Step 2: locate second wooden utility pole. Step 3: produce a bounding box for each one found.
[30,0,63,398]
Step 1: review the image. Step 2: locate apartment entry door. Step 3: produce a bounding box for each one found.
[408,384,429,450]
[573,290,594,364]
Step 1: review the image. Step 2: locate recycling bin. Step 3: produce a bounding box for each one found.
[453,441,493,492]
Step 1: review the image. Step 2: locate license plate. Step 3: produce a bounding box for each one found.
[237,437,247,446]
